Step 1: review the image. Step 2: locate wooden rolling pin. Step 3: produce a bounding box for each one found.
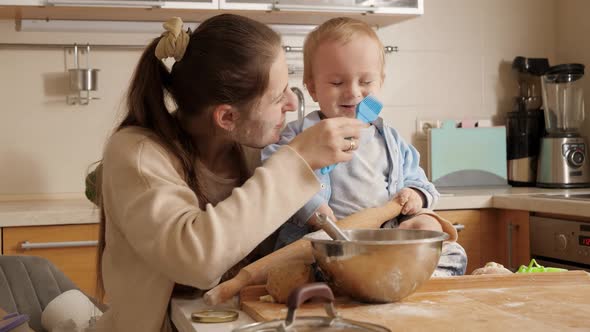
[203,199,403,305]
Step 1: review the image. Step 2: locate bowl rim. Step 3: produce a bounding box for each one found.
[303,228,449,245]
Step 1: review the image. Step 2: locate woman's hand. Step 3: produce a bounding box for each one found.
[398,214,443,232]
[289,117,364,170]
[394,187,424,215]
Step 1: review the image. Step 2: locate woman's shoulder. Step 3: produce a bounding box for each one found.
[104,126,174,166]
[103,126,186,185]
[108,126,156,146]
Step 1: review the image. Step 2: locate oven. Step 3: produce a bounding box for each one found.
[530,216,590,272]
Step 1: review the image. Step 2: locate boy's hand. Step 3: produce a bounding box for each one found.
[394,187,424,215]
[308,204,336,231]
[398,214,442,232]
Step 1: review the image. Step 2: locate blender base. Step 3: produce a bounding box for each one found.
[537,136,590,188]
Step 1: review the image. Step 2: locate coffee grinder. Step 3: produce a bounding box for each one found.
[507,57,548,186]
[537,63,590,188]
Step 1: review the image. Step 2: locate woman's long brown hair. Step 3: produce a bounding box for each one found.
[96,14,282,301]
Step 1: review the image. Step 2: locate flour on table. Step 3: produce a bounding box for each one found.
[366,303,440,318]
[502,302,525,308]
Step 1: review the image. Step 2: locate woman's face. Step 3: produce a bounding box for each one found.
[234,50,297,148]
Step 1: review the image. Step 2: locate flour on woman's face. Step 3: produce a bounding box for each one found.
[234,50,297,148]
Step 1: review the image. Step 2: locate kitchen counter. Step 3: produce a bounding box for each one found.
[435,186,590,217]
[172,271,590,332]
[0,197,97,227]
[166,186,590,331]
[1,187,590,227]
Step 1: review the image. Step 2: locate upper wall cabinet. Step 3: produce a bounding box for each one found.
[0,0,423,26]
[165,0,217,9]
[219,0,422,14]
[0,0,45,4]
[43,0,218,9]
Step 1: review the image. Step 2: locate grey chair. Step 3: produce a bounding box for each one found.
[0,255,98,332]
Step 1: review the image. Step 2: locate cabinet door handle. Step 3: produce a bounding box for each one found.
[453,223,465,232]
[47,1,163,8]
[20,240,98,250]
[273,4,372,13]
[506,222,519,270]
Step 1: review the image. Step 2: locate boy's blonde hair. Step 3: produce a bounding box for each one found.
[303,17,385,86]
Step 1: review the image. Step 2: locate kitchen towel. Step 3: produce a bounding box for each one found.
[41,290,102,332]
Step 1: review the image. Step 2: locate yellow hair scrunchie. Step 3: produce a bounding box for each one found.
[155,17,190,61]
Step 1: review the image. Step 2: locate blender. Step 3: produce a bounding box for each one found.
[537,63,590,188]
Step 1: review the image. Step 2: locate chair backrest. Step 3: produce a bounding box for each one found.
[0,256,77,332]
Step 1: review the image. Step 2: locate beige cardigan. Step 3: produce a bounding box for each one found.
[95,127,321,331]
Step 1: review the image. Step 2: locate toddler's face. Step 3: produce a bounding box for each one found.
[307,35,383,119]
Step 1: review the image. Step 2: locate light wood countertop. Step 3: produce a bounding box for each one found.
[435,186,590,217]
[0,197,98,227]
[1,187,589,227]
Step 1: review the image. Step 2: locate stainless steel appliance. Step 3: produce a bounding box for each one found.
[507,57,548,186]
[537,63,590,188]
[530,215,590,272]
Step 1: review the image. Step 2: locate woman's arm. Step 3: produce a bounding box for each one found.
[102,130,321,289]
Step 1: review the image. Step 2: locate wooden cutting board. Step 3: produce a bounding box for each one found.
[240,271,590,331]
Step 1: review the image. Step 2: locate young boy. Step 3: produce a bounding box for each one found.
[262,18,461,266]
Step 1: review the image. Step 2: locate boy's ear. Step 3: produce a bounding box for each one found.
[305,80,319,102]
[212,104,239,132]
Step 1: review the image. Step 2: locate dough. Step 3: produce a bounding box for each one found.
[471,262,513,275]
[265,260,313,303]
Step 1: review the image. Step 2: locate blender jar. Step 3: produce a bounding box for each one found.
[541,64,585,136]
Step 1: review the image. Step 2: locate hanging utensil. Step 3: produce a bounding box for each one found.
[67,43,100,105]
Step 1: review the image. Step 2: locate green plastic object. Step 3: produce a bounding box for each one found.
[516,259,568,273]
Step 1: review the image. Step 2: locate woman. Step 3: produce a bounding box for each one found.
[95,14,364,331]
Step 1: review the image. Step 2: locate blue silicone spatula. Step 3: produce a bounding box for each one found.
[356,95,383,123]
[320,95,383,175]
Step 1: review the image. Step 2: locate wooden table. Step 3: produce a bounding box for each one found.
[239,271,590,331]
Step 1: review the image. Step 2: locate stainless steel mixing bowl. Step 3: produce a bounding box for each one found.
[304,228,448,303]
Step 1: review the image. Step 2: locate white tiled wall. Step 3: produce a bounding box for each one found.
[0,0,577,195]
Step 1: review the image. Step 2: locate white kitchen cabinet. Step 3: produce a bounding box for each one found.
[44,0,218,8]
[0,0,421,26]
[35,0,422,13]
[219,0,423,15]
[164,0,218,9]
[45,0,165,6]
[0,0,44,4]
